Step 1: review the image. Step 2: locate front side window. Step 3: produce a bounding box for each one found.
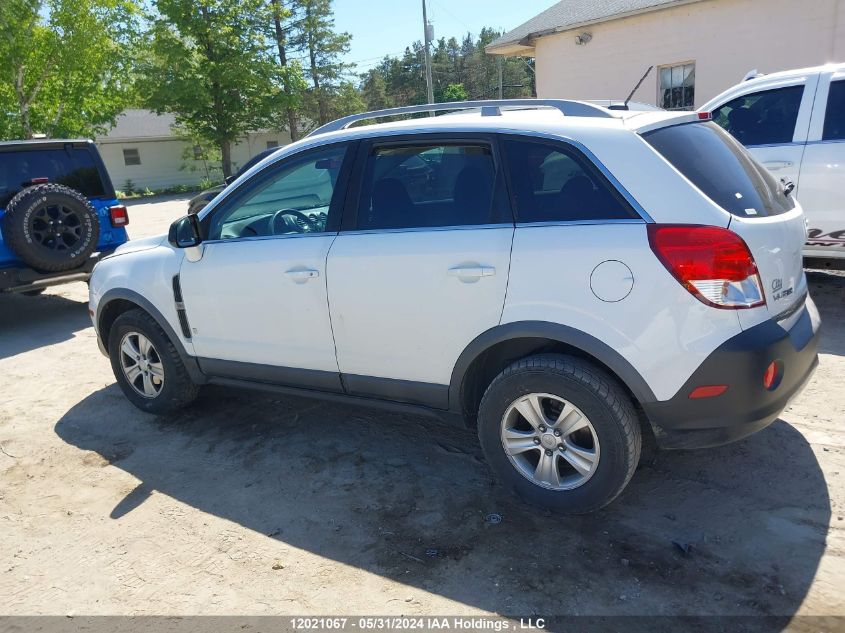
[711,85,803,146]
[356,143,499,230]
[823,80,845,141]
[501,138,637,223]
[207,145,346,240]
[644,121,795,217]
[659,63,695,110]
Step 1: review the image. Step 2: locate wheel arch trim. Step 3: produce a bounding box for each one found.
[96,288,205,384]
[448,321,657,411]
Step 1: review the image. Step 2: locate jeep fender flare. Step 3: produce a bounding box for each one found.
[448,321,657,411]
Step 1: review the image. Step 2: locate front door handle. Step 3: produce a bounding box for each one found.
[762,160,794,171]
[448,265,496,279]
[284,268,319,283]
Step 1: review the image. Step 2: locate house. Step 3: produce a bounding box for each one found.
[486,0,845,109]
[96,109,291,191]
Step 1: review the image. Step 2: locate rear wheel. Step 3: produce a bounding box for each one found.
[477,354,641,514]
[108,309,199,414]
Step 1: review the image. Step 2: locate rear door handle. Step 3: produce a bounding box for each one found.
[762,160,794,171]
[448,265,495,278]
[284,268,319,283]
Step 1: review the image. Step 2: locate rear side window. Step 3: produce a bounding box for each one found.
[0,147,107,208]
[501,138,638,223]
[356,143,501,230]
[823,80,845,141]
[644,121,795,217]
[711,85,803,146]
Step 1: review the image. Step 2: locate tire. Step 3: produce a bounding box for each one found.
[108,309,200,414]
[2,183,100,272]
[477,354,641,514]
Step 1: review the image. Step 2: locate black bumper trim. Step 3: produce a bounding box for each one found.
[0,248,117,293]
[643,300,820,449]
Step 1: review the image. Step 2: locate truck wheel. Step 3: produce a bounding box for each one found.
[2,183,100,272]
[108,309,200,414]
[477,354,641,514]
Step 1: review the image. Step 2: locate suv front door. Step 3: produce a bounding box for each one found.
[179,143,352,390]
[326,135,513,407]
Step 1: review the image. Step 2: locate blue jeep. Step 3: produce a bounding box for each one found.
[0,139,129,294]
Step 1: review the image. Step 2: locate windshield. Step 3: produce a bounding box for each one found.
[0,147,108,208]
[643,121,795,217]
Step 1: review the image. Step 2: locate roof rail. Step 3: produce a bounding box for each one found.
[306,99,614,137]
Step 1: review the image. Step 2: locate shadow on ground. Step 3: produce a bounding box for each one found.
[0,291,90,359]
[807,270,845,356]
[55,384,829,618]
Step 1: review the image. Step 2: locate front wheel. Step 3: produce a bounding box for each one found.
[108,309,200,414]
[477,354,641,514]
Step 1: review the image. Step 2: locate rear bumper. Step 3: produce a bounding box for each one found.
[643,297,820,449]
[0,248,117,294]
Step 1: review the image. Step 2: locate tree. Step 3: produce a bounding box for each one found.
[0,0,140,140]
[140,0,301,177]
[268,0,305,141]
[294,0,352,127]
[442,83,468,102]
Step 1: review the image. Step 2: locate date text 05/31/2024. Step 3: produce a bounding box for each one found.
[288,617,547,631]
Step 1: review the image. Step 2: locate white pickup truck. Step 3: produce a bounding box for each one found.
[701,63,845,269]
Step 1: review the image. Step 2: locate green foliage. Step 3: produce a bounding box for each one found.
[442,83,468,102]
[139,0,301,175]
[0,0,141,140]
[360,29,535,111]
[122,179,136,195]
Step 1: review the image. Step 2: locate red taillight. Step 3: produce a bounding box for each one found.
[763,360,782,391]
[648,225,765,309]
[689,385,728,399]
[26,177,50,185]
[109,204,129,227]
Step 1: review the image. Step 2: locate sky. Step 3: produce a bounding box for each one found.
[333,0,554,73]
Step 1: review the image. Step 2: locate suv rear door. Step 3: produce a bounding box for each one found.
[708,73,818,199]
[798,69,845,257]
[325,134,513,408]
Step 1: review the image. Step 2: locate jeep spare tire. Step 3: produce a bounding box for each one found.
[2,183,100,272]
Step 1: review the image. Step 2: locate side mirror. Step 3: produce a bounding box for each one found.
[168,214,202,248]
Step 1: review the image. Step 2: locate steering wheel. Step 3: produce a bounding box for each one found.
[271,208,319,235]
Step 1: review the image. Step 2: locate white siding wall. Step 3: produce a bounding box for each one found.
[534,0,845,107]
[97,131,290,191]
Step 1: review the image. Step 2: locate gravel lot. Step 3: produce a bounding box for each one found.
[1,195,843,620]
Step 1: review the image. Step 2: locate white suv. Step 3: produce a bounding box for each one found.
[701,63,845,268]
[89,99,820,513]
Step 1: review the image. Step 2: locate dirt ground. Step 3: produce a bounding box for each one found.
[1,195,843,620]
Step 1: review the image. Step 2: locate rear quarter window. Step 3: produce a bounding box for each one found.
[0,146,109,208]
[643,122,795,218]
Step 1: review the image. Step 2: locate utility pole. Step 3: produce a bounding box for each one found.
[422,0,434,108]
[497,57,503,99]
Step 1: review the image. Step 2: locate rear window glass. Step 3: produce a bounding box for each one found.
[643,122,795,217]
[0,147,108,208]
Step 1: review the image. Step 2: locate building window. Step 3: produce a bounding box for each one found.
[193,144,205,160]
[122,148,141,166]
[266,140,279,149]
[659,62,695,110]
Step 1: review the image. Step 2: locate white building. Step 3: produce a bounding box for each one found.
[96,109,290,191]
[486,0,845,110]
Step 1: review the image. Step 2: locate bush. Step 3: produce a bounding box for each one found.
[122,179,136,195]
